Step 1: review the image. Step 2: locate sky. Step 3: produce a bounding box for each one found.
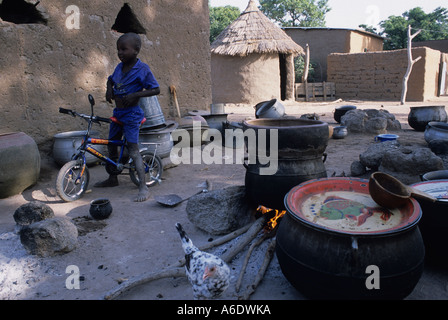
[209,0,448,29]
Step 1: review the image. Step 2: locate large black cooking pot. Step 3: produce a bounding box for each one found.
[408,105,447,131]
[411,180,448,267]
[277,178,424,299]
[242,119,329,209]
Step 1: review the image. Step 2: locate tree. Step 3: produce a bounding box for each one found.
[364,7,448,50]
[209,5,240,43]
[259,0,330,27]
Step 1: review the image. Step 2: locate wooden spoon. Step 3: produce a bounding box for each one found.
[369,172,437,209]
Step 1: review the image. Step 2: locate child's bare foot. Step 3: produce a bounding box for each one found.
[135,186,149,202]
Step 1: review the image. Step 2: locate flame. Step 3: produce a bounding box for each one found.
[257,205,286,231]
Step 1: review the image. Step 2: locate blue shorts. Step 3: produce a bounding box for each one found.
[109,106,144,144]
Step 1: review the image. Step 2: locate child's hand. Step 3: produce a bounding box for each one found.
[106,89,114,103]
[122,93,140,107]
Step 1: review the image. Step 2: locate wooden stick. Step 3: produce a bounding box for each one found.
[103,267,185,300]
[401,25,422,105]
[220,214,268,263]
[239,238,277,300]
[235,233,268,292]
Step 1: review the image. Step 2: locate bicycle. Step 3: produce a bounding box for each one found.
[56,94,163,202]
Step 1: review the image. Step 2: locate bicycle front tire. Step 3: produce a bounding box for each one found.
[56,160,90,202]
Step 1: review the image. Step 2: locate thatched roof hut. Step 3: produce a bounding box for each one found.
[211,0,304,104]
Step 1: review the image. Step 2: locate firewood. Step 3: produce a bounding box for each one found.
[103,267,185,300]
[235,233,269,292]
[239,238,277,300]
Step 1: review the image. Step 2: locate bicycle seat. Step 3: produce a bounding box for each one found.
[110,117,147,127]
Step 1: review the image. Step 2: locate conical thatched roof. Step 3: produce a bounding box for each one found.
[211,0,304,56]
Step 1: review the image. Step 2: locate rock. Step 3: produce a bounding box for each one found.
[19,217,78,257]
[379,146,445,184]
[359,140,400,170]
[341,109,401,133]
[186,185,254,235]
[13,201,54,227]
[350,161,366,176]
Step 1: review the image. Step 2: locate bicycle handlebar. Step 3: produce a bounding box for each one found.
[59,107,111,124]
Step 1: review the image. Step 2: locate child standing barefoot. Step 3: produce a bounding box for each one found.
[95,32,160,202]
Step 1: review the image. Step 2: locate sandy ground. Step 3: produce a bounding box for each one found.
[1,97,448,302]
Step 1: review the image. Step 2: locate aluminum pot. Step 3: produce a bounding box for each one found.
[254,99,285,119]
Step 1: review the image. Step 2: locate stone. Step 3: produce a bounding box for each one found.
[19,217,78,257]
[341,109,401,134]
[13,201,54,227]
[186,185,254,235]
[359,140,400,170]
[379,146,445,184]
[350,161,366,176]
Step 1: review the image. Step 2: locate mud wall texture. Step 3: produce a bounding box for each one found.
[0,0,211,151]
[327,47,442,101]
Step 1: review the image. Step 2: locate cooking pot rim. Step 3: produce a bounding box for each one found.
[243,118,327,129]
[284,177,422,236]
[411,179,448,203]
[410,105,446,109]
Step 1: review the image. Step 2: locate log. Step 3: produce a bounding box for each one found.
[239,238,277,300]
[103,267,185,300]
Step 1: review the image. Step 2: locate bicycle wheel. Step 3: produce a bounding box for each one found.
[129,150,163,187]
[56,160,90,202]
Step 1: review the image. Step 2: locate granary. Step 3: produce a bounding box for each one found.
[210,0,304,104]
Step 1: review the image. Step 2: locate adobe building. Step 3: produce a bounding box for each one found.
[210,0,304,104]
[0,0,211,151]
[284,27,384,82]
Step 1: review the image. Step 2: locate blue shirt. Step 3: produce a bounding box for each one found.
[108,59,159,101]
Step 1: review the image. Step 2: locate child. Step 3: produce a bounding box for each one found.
[95,32,160,202]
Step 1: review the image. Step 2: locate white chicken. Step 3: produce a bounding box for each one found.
[175,223,231,300]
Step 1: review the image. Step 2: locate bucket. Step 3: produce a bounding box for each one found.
[210,103,225,114]
[139,96,166,129]
[255,99,285,119]
[53,131,104,166]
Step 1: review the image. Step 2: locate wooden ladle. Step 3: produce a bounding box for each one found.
[369,172,437,209]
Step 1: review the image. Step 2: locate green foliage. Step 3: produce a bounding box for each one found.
[294,55,317,82]
[360,7,448,50]
[209,5,240,43]
[259,0,330,27]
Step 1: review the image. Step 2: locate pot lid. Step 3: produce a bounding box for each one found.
[285,178,421,236]
[411,180,448,202]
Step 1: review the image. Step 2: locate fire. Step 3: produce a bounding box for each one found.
[257,205,286,231]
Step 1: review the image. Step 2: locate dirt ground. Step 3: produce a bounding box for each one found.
[1,98,448,301]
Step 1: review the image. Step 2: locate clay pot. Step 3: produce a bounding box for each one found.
[242,118,328,209]
[0,132,41,198]
[277,178,424,299]
[408,106,447,132]
[334,105,357,123]
[89,199,113,220]
[424,121,448,143]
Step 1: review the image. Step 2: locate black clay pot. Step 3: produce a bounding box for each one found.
[408,105,447,132]
[411,180,448,267]
[334,105,357,123]
[277,179,424,299]
[242,119,329,209]
[89,199,113,220]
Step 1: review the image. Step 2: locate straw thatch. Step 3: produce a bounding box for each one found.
[211,0,304,57]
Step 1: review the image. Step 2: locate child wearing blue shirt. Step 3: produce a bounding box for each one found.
[95,32,160,202]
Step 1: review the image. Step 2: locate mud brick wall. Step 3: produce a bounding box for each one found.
[0,0,211,152]
[327,47,442,101]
